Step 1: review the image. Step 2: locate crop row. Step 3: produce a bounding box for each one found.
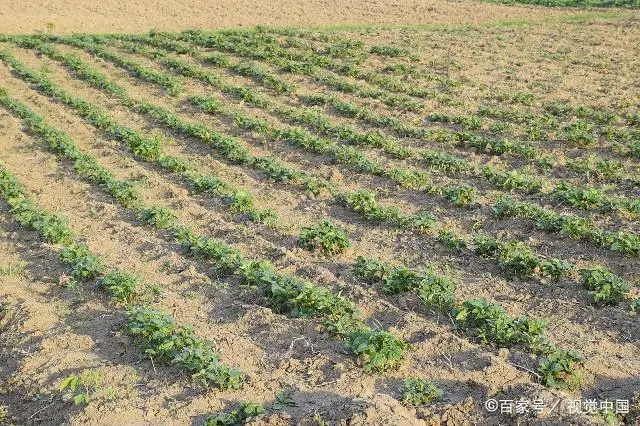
[493,196,639,257]
[278,29,640,131]
[190,95,640,256]
[0,45,277,225]
[61,37,640,256]
[186,31,640,176]
[118,32,427,112]
[246,26,640,162]
[352,256,582,389]
[98,33,640,192]
[11,37,636,305]
[0,128,241,390]
[0,86,407,373]
[161,31,640,168]
[173,29,437,102]
[75,37,640,229]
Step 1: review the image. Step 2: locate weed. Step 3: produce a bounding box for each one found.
[0,262,27,276]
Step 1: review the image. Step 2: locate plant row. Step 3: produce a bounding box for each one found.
[493,196,640,256]
[23,36,636,299]
[170,29,437,102]
[160,31,640,179]
[0,44,277,226]
[102,32,640,192]
[296,92,640,186]
[76,37,640,228]
[471,234,632,305]
[120,32,427,112]
[0,86,407,373]
[0,139,241,389]
[353,256,582,388]
[185,94,640,256]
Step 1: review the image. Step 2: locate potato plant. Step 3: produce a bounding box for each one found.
[204,402,264,426]
[299,220,351,256]
[580,267,631,305]
[127,307,242,389]
[50,34,637,234]
[0,165,240,389]
[0,45,278,226]
[401,379,444,406]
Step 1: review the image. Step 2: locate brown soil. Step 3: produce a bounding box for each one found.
[0,0,601,35]
[1,4,640,426]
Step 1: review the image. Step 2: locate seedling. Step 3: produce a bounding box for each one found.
[580,267,630,305]
[347,329,408,372]
[402,378,444,406]
[272,390,296,410]
[438,229,467,252]
[58,370,101,405]
[204,402,264,425]
[443,184,477,207]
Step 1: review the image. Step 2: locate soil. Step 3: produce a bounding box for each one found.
[0,0,592,35]
[1,3,639,426]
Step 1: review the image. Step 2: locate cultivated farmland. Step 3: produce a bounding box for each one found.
[0,8,639,426]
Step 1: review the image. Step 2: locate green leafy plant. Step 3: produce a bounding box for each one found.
[58,370,101,405]
[402,378,444,406]
[59,243,105,280]
[537,349,582,389]
[347,329,408,372]
[453,299,547,347]
[438,229,467,252]
[339,190,401,222]
[299,220,350,256]
[418,269,457,311]
[100,270,140,304]
[370,45,407,57]
[539,258,574,281]
[443,184,477,207]
[403,211,436,232]
[354,256,391,283]
[137,206,177,229]
[496,241,540,279]
[580,267,630,305]
[272,390,296,410]
[204,402,264,425]
[127,307,242,389]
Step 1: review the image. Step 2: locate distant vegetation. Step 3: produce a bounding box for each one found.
[488,0,639,8]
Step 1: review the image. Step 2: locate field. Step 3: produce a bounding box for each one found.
[0,2,639,425]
